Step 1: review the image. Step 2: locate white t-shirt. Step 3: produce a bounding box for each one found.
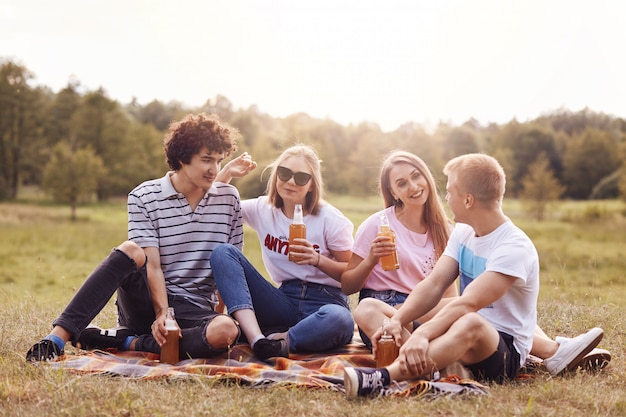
[352,206,438,294]
[241,196,354,288]
[443,221,539,365]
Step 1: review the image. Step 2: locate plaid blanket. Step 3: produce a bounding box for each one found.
[48,340,489,398]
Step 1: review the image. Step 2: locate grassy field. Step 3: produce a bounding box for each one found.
[1,196,625,416]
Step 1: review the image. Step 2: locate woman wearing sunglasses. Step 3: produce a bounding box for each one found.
[211,145,355,361]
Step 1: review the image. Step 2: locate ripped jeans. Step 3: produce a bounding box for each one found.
[52,248,234,359]
[211,244,354,352]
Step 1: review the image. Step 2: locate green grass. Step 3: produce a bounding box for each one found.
[1,197,626,416]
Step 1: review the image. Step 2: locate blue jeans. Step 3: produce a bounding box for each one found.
[52,247,230,359]
[211,244,354,352]
[358,289,410,348]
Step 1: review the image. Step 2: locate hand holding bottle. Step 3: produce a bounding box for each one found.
[372,317,403,358]
[375,318,400,367]
[377,213,399,271]
[160,307,180,365]
[369,236,395,260]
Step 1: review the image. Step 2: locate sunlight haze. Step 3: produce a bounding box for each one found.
[2,0,625,131]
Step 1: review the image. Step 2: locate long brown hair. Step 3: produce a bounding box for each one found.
[379,150,450,260]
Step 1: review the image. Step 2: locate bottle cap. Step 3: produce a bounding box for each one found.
[165,307,177,329]
[380,212,391,230]
[293,204,304,224]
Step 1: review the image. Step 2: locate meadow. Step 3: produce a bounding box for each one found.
[0,196,625,416]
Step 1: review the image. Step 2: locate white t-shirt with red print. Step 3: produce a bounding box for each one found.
[241,196,354,288]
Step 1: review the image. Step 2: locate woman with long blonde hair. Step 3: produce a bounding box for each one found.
[212,144,355,361]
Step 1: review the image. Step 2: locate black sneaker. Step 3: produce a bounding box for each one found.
[580,348,611,372]
[252,338,289,361]
[344,367,389,399]
[26,339,64,362]
[75,327,136,351]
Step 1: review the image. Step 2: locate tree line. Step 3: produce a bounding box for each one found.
[2,58,626,219]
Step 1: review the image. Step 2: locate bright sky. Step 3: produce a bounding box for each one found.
[2,0,625,131]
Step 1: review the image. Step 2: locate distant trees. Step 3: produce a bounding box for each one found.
[618,165,626,201]
[42,142,105,220]
[127,98,184,131]
[0,60,44,199]
[619,142,626,202]
[442,125,480,161]
[491,122,561,196]
[519,152,565,221]
[1,58,626,211]
[346,126,385,197]
[562,128,620,199]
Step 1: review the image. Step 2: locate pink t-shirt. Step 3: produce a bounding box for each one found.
[352,206,438,294]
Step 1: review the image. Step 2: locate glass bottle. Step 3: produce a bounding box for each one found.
[288,204,306,262]
[378,212,399,271]
[376,318,399,367]
[215,290,225,314]
[160,307,180,365]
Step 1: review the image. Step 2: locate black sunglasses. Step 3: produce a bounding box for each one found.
[276,166,312,186]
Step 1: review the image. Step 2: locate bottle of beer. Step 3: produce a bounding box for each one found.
[378,212,399,271]
[288,204,306,262]
[215,290,225,314]
[375,318,399,367]
[160,307,180,365]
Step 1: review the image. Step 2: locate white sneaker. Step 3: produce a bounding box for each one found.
[543,327,603,376]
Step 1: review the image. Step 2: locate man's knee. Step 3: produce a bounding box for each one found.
[205,315,240,349]
[452,312,490,342]
[116,241,146,268]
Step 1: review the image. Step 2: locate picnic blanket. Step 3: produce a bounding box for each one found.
[48,340,489,398]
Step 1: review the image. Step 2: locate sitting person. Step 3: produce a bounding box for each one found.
[344,153,606,399]
[26,113,244,362]
[344,150,609,376]
[212,144,355,361]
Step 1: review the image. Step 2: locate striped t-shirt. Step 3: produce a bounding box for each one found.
[127,172,244,310]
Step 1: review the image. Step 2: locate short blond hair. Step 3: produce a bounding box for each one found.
[443,153,506,202]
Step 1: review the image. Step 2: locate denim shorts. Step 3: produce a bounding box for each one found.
[358,288,409,306]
